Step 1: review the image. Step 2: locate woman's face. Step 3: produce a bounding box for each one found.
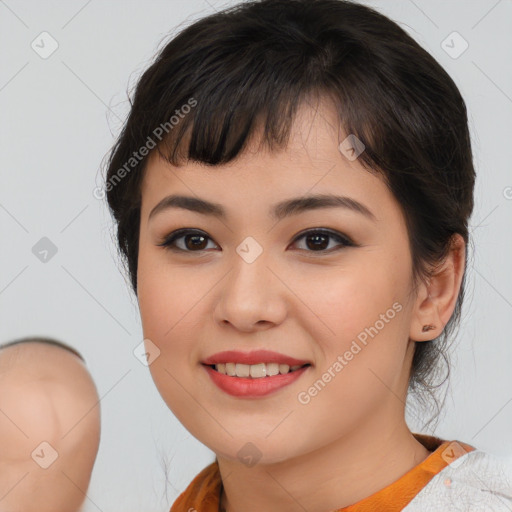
[137,100,422,464]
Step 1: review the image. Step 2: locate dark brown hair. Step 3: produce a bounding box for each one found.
[103,0,475,428]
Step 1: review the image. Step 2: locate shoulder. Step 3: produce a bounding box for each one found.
[170,461,222,511]
[404,447,512,511]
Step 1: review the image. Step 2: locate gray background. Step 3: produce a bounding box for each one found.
[1,0,511,511]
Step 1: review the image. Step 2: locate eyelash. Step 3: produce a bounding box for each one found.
[157,228,356,255]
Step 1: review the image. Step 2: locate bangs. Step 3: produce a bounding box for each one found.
[132,7,390,174]
[155,82,382,177]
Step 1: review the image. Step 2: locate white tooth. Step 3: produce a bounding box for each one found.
[249,363,267,378]
[235,363,250,378]
[216,362,303,378]
[279,364,290,375]
[266,363,280,376]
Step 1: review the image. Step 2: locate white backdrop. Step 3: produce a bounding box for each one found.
[1,1,511,511]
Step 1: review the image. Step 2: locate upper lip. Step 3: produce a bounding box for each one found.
[202,350,311,366]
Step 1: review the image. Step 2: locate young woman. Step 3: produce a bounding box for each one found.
[103,0,512,510]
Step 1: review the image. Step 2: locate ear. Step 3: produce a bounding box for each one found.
[409,233,466,342]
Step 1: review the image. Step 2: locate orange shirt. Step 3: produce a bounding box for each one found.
[169,433,476,512]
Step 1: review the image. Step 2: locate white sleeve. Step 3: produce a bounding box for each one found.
[404,450,512,511]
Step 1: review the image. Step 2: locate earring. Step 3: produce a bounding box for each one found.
[422,324,436,332]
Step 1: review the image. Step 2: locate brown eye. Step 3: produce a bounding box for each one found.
[182,233,209,250]
[158,229,218,252]
[158,228,355,255]
[291,229,354,253]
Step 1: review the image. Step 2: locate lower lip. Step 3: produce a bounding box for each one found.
[202,364,310,398]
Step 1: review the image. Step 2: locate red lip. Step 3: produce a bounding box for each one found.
[202,365,310,398]
[202,350,310,366]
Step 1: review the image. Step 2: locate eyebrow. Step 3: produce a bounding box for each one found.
[148,193,377,223]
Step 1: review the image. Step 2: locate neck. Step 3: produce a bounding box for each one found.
[217,421,431,512]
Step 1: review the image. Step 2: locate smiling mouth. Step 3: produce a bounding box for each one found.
[206,362,311,378]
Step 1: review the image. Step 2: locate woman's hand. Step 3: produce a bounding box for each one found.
[0,338,101,512]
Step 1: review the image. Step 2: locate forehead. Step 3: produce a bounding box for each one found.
[139,100,391,221]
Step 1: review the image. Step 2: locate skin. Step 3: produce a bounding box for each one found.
[137,97,466,512]
[0,341,101,512]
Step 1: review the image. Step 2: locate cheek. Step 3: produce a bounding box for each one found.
[137,255,211,378]
[137,246,190,338]
[292,257,404,343]
[295,254,411,394]
[137,262,205,430]
[137,271,170,339]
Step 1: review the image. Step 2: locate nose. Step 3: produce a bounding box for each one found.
[213,249,287,332]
